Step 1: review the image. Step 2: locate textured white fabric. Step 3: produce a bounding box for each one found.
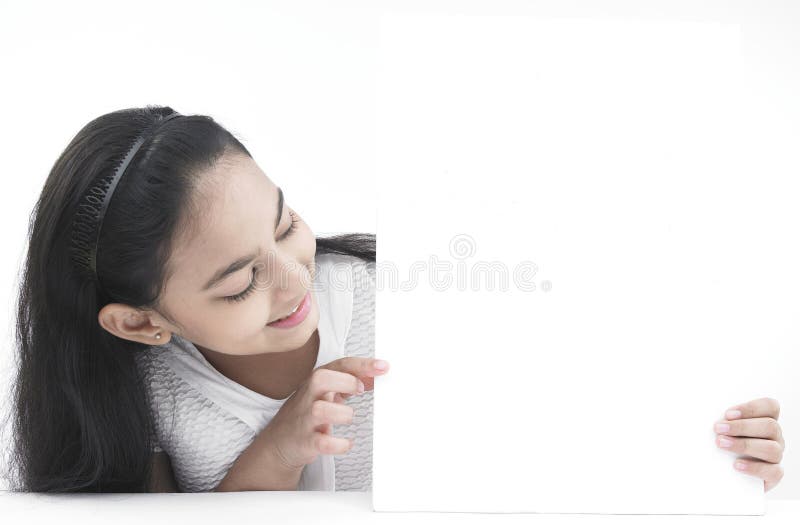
[135,253,375,492]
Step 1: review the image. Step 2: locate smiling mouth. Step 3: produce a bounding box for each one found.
[269,295,305,323]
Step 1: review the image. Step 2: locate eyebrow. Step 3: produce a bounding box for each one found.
[201,186,284,292]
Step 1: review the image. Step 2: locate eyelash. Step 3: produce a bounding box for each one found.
[223,210,301,303]
[279,210,300,242]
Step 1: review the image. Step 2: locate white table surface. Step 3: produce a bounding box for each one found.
[1,491,798,524]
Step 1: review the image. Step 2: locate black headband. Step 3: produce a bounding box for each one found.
[70,111,182,297]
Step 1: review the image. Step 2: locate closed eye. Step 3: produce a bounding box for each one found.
[223,210,301,303]
[278,209,300,242]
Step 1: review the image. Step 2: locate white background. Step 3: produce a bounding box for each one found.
[0,0,797,510]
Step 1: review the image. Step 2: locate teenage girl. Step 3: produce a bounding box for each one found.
[5,106,387,492]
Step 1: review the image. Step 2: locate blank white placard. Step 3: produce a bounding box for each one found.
[373,13,798,515]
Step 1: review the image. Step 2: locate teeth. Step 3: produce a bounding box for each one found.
[274,299,302,322]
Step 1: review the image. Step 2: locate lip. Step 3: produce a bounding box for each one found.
[266,291,311,329]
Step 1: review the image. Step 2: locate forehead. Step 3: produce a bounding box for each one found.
[166,154,275,292]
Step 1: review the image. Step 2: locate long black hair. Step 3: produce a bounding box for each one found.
[2,105,375,493]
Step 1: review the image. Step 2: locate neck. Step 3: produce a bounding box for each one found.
[195,329,321,400]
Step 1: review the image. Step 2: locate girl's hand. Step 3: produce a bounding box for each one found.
[713,397,785,491]
[259,357,389,471]
[324,356,389,402]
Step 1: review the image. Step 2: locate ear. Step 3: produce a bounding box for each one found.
[97,303,170,345]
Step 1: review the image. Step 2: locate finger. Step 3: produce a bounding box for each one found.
[732,458,785,492]
[313,432,353,456]
[725,397,780,421]
[321,356,390,379]
[335,391,361,402]
[362,376,375,392]
[716,435,784,463]
[308,368,365,399]
[313,392,336,434]
[310,399,355,427]
[713,417,781,441]
[361,362,388,391]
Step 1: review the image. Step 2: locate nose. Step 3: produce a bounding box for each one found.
[267,255,306,302]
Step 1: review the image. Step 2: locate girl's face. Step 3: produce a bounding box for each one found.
[150,151,319,355]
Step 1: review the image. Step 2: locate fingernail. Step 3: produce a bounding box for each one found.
[357,380,365,393]
[374,360,389,371]
[726,409,742,419]
[718,437,733,448]
[715,423,730,433]
[735,461,747,471]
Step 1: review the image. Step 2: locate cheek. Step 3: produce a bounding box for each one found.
[172,308,241,351]
[218,310,257,339]
[291,223,317,272]
[298,221,316,254]
[198,296,269,338]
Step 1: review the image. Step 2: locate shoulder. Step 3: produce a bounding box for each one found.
[314,252,375,295]
[339,256,375,358]
[134,345,181,417]
[345,255,376,293]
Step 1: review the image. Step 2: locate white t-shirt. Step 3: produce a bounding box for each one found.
[136,252,375,491]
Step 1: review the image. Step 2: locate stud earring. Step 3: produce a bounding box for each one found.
[155,333,161,340]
